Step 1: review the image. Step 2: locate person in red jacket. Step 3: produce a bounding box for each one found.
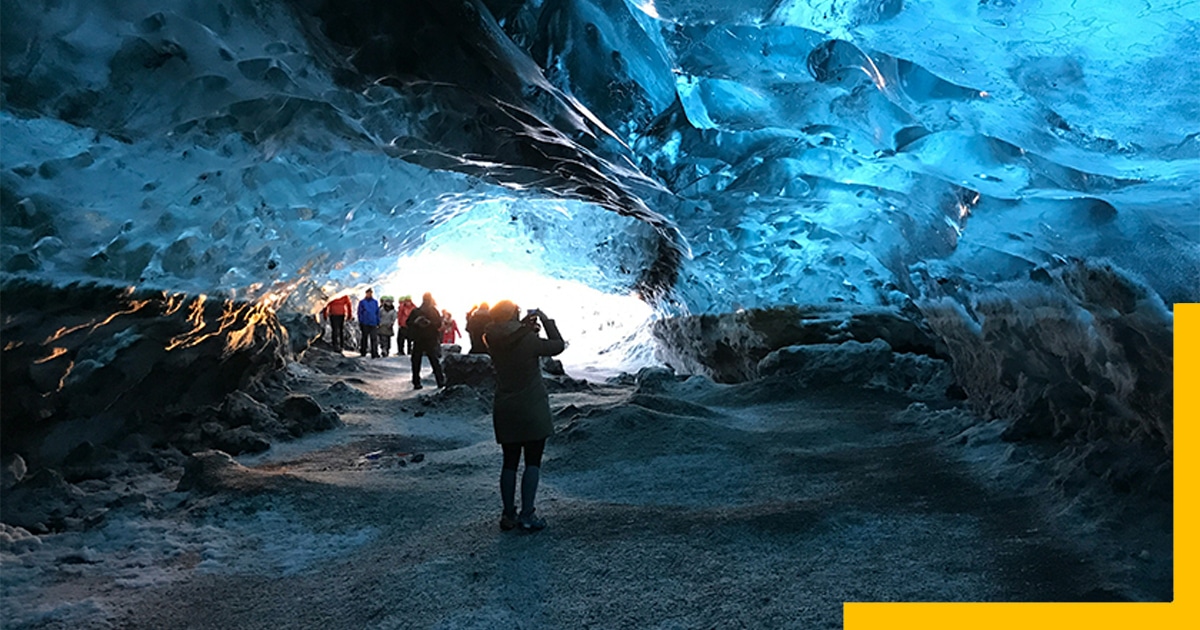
[322,294,353,353]
[396,296,417,355]
[441,309,461,345]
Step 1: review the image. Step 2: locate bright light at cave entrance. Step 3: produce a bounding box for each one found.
[377,250,657,377]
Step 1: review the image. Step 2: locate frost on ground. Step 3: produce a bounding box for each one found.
[0,343,1171,629]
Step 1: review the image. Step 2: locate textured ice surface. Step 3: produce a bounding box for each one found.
[2,0,1197,316]
[0,0,663,310]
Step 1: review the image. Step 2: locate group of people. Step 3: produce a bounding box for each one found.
[321,291,462,359]
[321,289,565,533]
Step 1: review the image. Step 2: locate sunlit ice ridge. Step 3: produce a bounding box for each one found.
[2,0,1197,372]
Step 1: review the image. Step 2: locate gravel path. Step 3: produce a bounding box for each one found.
[6,351,1164,629]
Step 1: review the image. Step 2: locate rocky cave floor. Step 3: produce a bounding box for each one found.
[1,347,1173,629]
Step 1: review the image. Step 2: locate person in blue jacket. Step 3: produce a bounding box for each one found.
[357,288,381,358]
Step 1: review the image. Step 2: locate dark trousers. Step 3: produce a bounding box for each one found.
[501,439,546,471]
[399,327,412,354]
[329,315,346,351]
[359,324,378,357]
[411,341,444,387]
[378,334,393,357]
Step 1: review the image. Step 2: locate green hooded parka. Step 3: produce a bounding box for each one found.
[485,317,565,444]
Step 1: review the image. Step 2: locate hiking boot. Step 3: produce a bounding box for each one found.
[518,511,546,532]
[413,383,423,390]
[499,511,519,531]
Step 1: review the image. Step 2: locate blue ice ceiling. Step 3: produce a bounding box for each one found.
[1,0,1197,313]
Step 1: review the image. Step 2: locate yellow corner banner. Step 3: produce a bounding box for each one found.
[844,303,1196,629]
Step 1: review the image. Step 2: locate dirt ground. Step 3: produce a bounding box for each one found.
[1,348,1172,629]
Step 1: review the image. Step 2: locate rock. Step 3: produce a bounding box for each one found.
[62,441,96,466]
[325,380,368,400]
[443,352,494,388]
[652,304,943,383]
[540,357,565,376]
[754,339,953,401]
[60,441,123,483]
[544,375,591,393]
[176,450,245,493]
[277,311,323,357]
[33,235,66,259]
[310,411,342,433]
[116,433,154,454]
[633,366,676,393]
[83,507,109,528]
[220,392,278,429]
[274,394,341,435]
[1,453,27,491]
[758,339,892,386]
[0,523,43,554]
[213,426,271,455]
[0,468,87,531]
[276,394,322,421]
[916,258,1173,490]
[57,547,102,565]
[605,372,638,387]
[0,276,290,467]
[5,252,40,272]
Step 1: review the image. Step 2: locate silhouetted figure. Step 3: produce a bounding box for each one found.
[357,288,380,358]
[378,296,397,357]
[485,301,565,532]
[397,296,417,355]
[466,303,490,354]
[406,292,445,389]
[323,294,353,353]
[441,309,461,345]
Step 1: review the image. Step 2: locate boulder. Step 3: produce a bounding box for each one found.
[652,304,943,383]
[1,453,27,491]
[0,276,289,468]
[632,366,677,393]
[220,391,278,430]
[757,339,953,400]
[213,426,271,455]
[443,352,495,388]
[275,394,341,435]
[277,311,323,357]
[276,394,322,421]
[0,523,43,554]
[0,469,87,531]
[176,450,245,493]
[540,357,565,376]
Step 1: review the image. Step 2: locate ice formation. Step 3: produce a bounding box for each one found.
[1,1,1194,446]
[0,4,1190,618]
[3,0,1194,312]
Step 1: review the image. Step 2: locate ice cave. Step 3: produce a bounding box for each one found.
[1,0,1194,627]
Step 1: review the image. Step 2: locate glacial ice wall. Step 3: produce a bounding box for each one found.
[0,0,667,310]
[3,0,1196,317]
[1,0,1192,494]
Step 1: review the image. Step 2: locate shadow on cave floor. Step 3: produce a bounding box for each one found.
[3,350,1170,630]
